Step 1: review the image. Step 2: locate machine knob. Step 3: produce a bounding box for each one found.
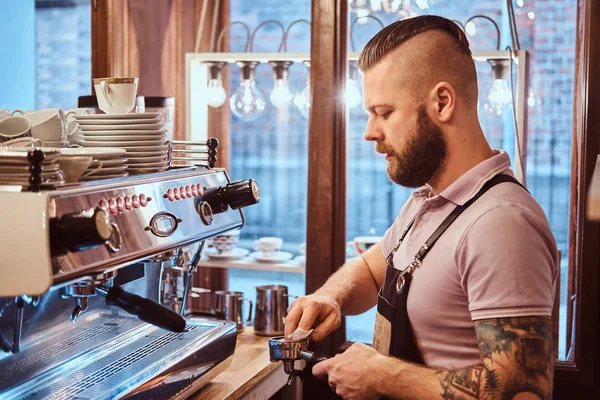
[50,208,113,253]
[201,179,260,214]
[197,201,214,225]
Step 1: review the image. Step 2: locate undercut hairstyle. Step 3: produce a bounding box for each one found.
[358,15,479,108]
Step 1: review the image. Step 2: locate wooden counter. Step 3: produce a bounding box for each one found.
[190,327,303,400]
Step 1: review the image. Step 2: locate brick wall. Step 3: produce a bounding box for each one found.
[35,0,91,110]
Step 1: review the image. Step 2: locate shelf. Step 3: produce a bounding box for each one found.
[197,256,305,274]
[187,50,520,64]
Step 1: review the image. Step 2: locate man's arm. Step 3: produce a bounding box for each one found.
[381,315,553,399]
[284,243,387,340]
[315,242,387,315]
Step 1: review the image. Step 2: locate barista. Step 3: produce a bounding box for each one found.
[285,15,558,400]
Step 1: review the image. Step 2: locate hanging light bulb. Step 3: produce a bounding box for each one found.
[268,61,293,109]
[345,60,362,109]
[205,62,227,108]
[487,59,512,114]
[294,60,311,119]
[229,61,266,122]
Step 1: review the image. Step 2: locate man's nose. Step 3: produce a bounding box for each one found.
[364,122,384,142]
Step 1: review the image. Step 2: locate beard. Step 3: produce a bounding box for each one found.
[377,105,447,188]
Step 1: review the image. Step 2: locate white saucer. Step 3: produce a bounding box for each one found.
[80,123,164,131]
[249,251,293,263]
[126,149,169,157]
[75,117,162,125]
[205,247,249,260]
[126,155,167,163]
[83,140,167,148]
[82,134,167,142]
[57,147,127,159]
[74,112,162,120]
[294,255,306,265]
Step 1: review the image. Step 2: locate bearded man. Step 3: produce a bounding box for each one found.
[285,15,558,400]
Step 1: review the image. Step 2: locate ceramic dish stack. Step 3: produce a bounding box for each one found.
[57,147,129,181]
[73,112,170,175]
[0,148,64,186]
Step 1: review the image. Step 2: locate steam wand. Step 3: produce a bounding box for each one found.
[180,240,206,316]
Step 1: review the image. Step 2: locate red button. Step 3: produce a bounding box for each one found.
[186,185,192,197]
[174,187,181,200]
[139,194,148,207]
[196,184,204,196]
[116,197,125,212]
[132,195,140,208]
[98,199,108,210]
[108,198,117,214]
[192,185,198,196]
[124,196,133,210]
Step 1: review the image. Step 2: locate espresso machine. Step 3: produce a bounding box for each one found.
[0,142,260,399]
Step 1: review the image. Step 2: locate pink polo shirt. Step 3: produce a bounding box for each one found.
[380,150,559,369]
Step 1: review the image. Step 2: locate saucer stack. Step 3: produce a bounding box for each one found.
[0,148,64,186]
[57,148,128,181]
[73,112,169,174]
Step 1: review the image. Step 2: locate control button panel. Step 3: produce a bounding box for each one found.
[163,183,205,202]
[98,194,152,214]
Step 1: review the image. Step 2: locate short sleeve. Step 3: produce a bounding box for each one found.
[456,205,558,320]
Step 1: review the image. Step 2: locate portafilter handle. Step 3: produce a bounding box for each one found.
[96,285,186,332]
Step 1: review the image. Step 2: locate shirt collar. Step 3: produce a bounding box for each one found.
[411,150,512,206]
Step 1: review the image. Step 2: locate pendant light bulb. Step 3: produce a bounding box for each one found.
[205,62,227,108]
[268,61,294,109]
[294,61,311,119]
[229,61,266,122]
[487,59,512,114]
[207,79,227,108]
[345,60,362,109]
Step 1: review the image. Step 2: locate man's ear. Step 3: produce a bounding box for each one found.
[429,81,456,123]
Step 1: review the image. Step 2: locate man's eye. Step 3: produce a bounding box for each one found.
[381,112,392,119]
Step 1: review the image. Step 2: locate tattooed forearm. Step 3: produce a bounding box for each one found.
[434,316,553,400]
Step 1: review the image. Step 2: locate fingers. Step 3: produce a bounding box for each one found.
[297,303,321,332]
[311,311,341,342]
[312,358,331,379]
[284,302,303,338]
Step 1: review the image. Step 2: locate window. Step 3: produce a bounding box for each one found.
[225,0,313,299]
[0,0,91,111]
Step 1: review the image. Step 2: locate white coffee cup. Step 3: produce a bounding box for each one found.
[93,77,139,114]
[14,108,74,143]
[0,116,32,143]
[211,229,241,254]
[254,237,283,255]
[299,242,306,255]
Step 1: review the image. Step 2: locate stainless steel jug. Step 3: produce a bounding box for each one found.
[254,284,290,336]
[213,290,252,333]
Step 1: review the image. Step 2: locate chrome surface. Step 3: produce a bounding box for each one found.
[254,284,289,336]
[0,165,258,398]
[0,311,236,400]
[49,167,244,283]
[214,291,253,333]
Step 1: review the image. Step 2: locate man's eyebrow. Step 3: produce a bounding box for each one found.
[365,104,391,113]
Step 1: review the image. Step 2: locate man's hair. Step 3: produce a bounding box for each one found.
[358,15,478,108]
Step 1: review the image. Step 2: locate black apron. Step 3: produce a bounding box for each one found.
[372,174,526,363]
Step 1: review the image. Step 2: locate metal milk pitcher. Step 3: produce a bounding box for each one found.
[254,284,290,336]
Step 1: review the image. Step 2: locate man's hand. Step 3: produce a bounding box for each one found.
[312,342,387,399]
[284,294,342,341]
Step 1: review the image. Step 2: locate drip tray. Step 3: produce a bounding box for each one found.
[0,312,237,400]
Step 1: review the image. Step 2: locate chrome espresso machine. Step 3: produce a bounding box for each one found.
[0,139,260,399]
